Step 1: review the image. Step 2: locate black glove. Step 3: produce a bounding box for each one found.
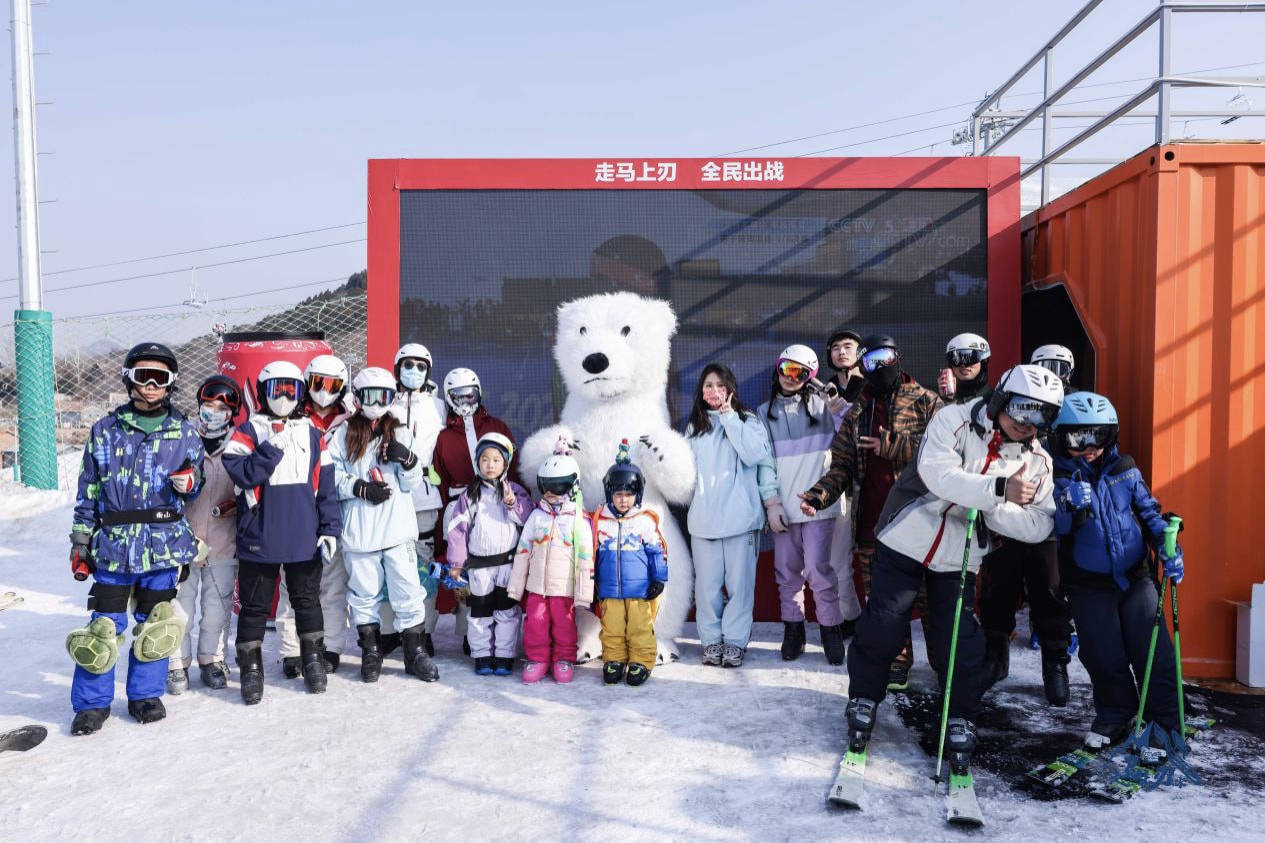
[178,564,190,583]
[70,532,95,581]
[645,581,664,601]
[353,479,392,505]
[382,440,419,470]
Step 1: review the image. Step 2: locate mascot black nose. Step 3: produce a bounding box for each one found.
[582,353,609,374]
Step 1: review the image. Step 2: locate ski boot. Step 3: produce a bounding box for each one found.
[1084,719,1133,750]
[200,661,229,690]
[1041,646,1070,707]
[323,651,340,674]
[840,618,857,640]
[625,663,650,687]
[357,623,382,683]
[885,660,911,692]
[282,657,302,679]
[237,641,265,705]
[380,632,402,658]
[603,661,626,685]
[820,623,847,666]
[423,633,435,658]
[299,631,328,694]
[474,657,495,676]
[493,657,513,676]
[780,621,806,661]
[166,667,189,695]
[402,624,439,682]
[845,697,878,753]
[946,717,978,775]
[982,631,1010,691]
[127,697,166,724]
[71,707,110,736]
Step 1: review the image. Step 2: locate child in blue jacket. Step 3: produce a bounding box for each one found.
[1051,392,1184,749]
[592,442,668,687]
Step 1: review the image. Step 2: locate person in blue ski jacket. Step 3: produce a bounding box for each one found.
[65,342,204,736]
[222,359,341,705]
[1050,391,1184,748]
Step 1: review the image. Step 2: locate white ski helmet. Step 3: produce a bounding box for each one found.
[257,360,306,419]
[474,432,514,476]
[394,342,433,390]
[443,368,482,417]
[1031,344,1075,382]
[537,452,580,497]
[352,366,397,421]
[945,333,991,367]
[304,354,349,409]
[987,364,1065,431]
[776,344,819,382]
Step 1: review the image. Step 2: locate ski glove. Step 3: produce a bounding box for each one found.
[353,479,392,505]
[1162,550,1185,584]
[1058,481,1092,512]
[765,499,789,533]
[317,535,338,563]
[644,581,664,601]
[382,440,418,470]
[69,532,94,582]
[169,459,197,495]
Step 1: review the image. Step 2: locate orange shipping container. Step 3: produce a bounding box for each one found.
[1023,142,1265,680]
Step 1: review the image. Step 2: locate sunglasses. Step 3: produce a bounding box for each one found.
[1036,359,1072,379]
[777,360,813,383]
[1005,396,1057,429]
[263,379,303,401]
[947,349,986,367]
[860,347,900,373]
[356,386,396,407]
[306,374,345,394]
[197,382,240,410]
[399,359,428,371]
[1062,425,1113,451]
[123,366,176,388]
[538,476,576,496]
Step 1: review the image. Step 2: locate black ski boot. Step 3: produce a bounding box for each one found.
[821,623,847,666]
[237,641,265,705]
[127,697,166,724]
[423,632,435,657]
[1041,646,1070,707]
[946,717,978,775]
[885,660,911,691]
[282,656,302,679]
[380,632,402,657]
[323,651,340,674]
[403,624,439,682]
[357,623,382,683]
[840,618,857,639]
[844,697,877,753]
[625,663,651,687]
[780,621,806,661]
[200,661,229,690]
[299,631,328,694]
[603,661,625,685]
[70,707,110,736]
[982,631,1010,691]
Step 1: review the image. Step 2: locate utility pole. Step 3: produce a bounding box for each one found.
[11,0,56,488]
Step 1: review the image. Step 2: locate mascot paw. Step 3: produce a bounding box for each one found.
[655,639,680,665]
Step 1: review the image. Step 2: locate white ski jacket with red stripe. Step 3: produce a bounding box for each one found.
[874,398,1054,574]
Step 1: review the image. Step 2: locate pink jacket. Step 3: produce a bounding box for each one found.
[508,498,595,604]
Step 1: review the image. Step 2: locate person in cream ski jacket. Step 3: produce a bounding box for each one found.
[328,367,439,684]
[831,365,1063,776]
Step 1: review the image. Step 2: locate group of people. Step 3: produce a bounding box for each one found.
[64,325,1187,778]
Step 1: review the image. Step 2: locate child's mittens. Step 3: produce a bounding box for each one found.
[1161,549,1185,584]
[1057,481,1092,511]
[644,581,664,601]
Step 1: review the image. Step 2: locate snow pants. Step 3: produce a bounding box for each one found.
[522,592,576,664]
[855,540,936,674]
[980,537,1072,649]
[276,550,349,657]
[344,542,427,632]
[772,519,842,626]
[599,596,658,668]
[692,531,758,648]
[383,509,467,638]
[466,563,519,659]
[175,557,236,667]
[1066,576,1179,731]
[848,542,985,718]
[238,559,321,645]
[829,511,863,623]
[71,567,179,712]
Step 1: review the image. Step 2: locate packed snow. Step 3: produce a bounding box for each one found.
[1,457,1263,842]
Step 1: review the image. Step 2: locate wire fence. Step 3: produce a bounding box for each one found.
[0,291,367,478]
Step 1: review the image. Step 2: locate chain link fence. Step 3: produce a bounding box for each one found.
[0,291,367,480]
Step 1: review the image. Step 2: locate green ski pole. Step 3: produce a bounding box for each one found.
[935,508,978,783]
[1164,515,1185,735]
[1133,558,1170,739]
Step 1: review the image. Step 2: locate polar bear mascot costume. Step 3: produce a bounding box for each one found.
[520,292,696,664]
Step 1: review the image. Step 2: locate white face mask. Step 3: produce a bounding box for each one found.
[198,406,232,436]
[361,404,389,421]
[266,396,298,418]
[399,367,428,390]
[309,389,339,409]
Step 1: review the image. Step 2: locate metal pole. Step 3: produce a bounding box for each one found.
[12,0,40,307]
[1041,48,1053,206]
[1157,1,1173,144]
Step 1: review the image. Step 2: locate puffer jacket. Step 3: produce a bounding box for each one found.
[389,386,446,512]
[686,410,771,538]
[872,398,1055,574]
[446,480,532,569]
[72,405,205,574]
[184,437,237,561]
[328,421,426,553]
[591,504,669,600]
[508,498,595,604]
[757,391,840,523]
[1053,445,1169,591]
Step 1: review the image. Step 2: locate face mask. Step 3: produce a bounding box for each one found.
[198,405,232,436]
[266,396,298,418]
[361,404,389,421]
[400,366,428,390]
[863,365,901,393]
[309,389,339,409]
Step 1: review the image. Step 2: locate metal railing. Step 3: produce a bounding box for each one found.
[972,0,1265,205]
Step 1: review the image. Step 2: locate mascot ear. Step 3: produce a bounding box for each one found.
[644,297,678,340]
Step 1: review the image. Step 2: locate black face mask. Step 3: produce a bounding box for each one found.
[863,365,901,394]
[957,369,989,398]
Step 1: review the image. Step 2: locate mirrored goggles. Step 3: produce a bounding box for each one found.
[356,386,396,407]
[197,381,239,408]
[448,386,480,404]
[306,374,344,395]
[1005,396,1057,429]
[1062,425,1114,451]
[860,347,899,373]
[777,360,813,384]
[1036,359,1072,379]
[263,378,303,402]
[538,476,576,496]
[123,366,176,388]
[946,349,986,367]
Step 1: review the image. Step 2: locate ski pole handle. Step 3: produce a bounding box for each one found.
[964,508,979,537]
[1164,515,1182,559]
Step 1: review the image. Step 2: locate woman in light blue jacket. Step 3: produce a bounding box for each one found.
[328,367,438,685]
[685,363,772,668]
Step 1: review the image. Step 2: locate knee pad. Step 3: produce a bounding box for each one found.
[132,601,185,662]
[66,616,123,674]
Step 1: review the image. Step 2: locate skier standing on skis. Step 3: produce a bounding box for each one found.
[1050,392,1183,748]
[829,364,1063,773]
[66,342,204,735]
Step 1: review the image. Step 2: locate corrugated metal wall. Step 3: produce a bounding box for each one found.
[1024,143,1265,679]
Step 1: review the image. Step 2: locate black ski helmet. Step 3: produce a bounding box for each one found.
[824,327,863,372]
[196,374,244,414]
[121,342,179,392]
[859,333,897,355]
[603,439,645,507]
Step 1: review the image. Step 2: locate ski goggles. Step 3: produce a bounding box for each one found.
[306,374,345,395]
[777,360,814,384]
[448,386,480,406]
[860,347,899,373]
[356,386,396,407]
[1061,425,1115,451]
[197,380,240,409]
[538,475,577,496]
[1004,396,1058,429]
[123,366,176,388]
[946,349,987,367]
[262,378,304,402]
[1035,359,1072,379]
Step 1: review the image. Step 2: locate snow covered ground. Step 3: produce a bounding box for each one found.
[2,460,1263,842]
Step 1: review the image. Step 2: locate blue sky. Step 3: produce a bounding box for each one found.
[1,0,1262,321]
